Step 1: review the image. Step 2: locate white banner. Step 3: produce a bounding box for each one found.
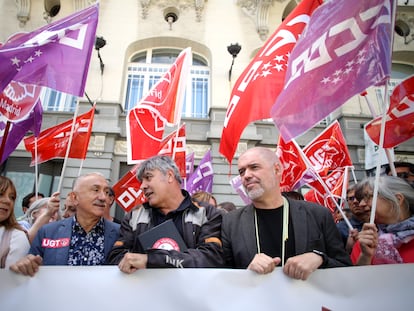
[0,264,412,310]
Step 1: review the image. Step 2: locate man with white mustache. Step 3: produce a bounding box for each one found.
[10,173,120,276]
[221,147,352,280]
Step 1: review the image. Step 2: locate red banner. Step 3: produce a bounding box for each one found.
[219,0,323,165]
[366,75,414,148]
[126,48,191,163]
[114,124,186,212]
[276,136,308,192]
[24,106,95,165]
[303,121,352,176]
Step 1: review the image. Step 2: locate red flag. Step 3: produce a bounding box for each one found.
[157,124,187,178]
[114,124,186,212]
[366,75,414,148]
[24,106,95,165]
[219,0,323,164]
[276,136,308,192]
[303,121,352,176]
[126,48,191,163]
[304,168,345,213]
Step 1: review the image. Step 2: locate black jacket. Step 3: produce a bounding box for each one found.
[106,191,224,268]
[221,198,352,269]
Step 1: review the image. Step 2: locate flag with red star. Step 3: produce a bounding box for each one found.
[219,0,323,165]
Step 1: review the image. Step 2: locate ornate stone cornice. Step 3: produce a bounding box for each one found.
[139,0,206,22]
[236,0,285,40]
[15,0,31,26]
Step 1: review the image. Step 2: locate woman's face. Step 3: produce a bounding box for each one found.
[0,186,16,223]
[357,185,399,225]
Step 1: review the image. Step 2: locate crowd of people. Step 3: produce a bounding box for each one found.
[1,149,413,280]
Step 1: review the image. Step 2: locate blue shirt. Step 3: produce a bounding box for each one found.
[67,218,105,266]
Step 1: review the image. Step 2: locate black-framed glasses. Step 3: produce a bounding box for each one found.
[355,193,374,202]
[397,172,414,179]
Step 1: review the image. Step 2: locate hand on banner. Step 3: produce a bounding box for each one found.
[283,252,323,281]
[118,252,148,274]
[10,254,43,277]
[247,253,281,275]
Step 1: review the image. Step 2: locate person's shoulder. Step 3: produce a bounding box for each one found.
[104,218,120,230]
[290,199,330,215]
[223,204,249,220]
[40,217,72,232]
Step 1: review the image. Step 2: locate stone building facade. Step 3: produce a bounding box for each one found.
[1,0,413,219]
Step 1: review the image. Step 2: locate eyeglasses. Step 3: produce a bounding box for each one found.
[346,196,357,202]
[397,172,414,179]
[355,193,374,202]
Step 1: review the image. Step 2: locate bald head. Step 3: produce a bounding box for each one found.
[238,147,279,167]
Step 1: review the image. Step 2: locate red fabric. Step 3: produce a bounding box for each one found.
[113,124,186,212]
[276,136,308,191]
[126,48,191,163]
[219,0,323,165]
[365,75,414,148]
[24,106,95,165]
[303,121,352,177]
[351,239,414,264]
[304,168,345,213]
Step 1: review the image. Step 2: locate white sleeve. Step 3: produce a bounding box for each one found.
[5,229,30,268]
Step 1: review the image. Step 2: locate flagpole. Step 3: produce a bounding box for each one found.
[57,100,80,193]
[369,81,390,224]
[292,139,353,230]
[368,1,397,224]
[0,121,11,162]
[361,91,395,173]
[34,137,39,196]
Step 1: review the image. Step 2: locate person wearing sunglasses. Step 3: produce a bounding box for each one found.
[385,161,414,188]
[336,184,371,253]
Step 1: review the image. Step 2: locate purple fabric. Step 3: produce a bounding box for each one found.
[186,152,195,177]
[229,175,252,205]
[0,4,98,96]
[271,0,392,141]
[0,100,42,164]
[185,150,213,195]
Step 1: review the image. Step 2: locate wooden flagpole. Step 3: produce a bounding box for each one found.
[57,99,80,193]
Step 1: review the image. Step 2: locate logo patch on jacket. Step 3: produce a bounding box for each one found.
[153,238,180,251]
[41,238,70,248]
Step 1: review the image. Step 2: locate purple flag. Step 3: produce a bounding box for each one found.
[0,100,42,164]
[186,152,195,177]
[271,0,392,141]
[185,150,213,195]
[229,175,251,205]
[0,4,99,97]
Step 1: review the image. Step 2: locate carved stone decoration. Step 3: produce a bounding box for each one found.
[194,0,205,22]
[140,0,151,19]
[73,0,98,11]
[140,0,206,22]
[236,0,284,41]
[15,0,31,27]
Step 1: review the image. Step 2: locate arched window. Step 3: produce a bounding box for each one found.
[124,48,210,118]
